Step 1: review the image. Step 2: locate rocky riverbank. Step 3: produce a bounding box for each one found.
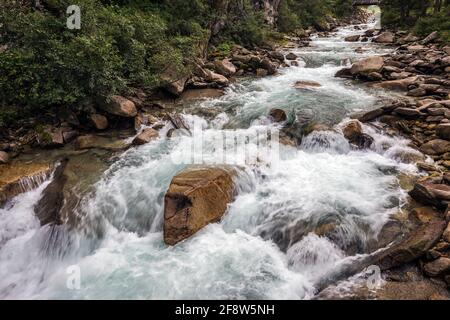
[326,28,450,298]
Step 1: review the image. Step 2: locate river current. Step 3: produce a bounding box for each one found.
[0,17,424,299]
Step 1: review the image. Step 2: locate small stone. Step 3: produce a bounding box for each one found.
[0,151,10,164]
[436,123,450,140]
[256,68,268,77]
[423,257,450,277]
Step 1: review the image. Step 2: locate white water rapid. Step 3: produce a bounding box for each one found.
[0,16,422,299]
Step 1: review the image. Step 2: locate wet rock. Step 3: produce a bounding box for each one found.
[411,207,441,224]
[409,182,450,208]
[394,107,424,117]
[34,159,68,226]
[342,120,362,141]
[367,72,383,81]
[164,166,236,245]
[214,59,236,77]
[168,114,190,132]
[357,107,385,122]
[376,220,447,270]
[269,51,284,62]
[424,257,450,277]
[293,80,322,90]
[74,135,97,150]
[436,124,450,140]
[285,53,298,60]
[374,31,395,44]
[335,68,353,79]
[350,56,384,76]
[345,35,360,42]
[181,88,224,101]
[407,88,427,97]
[132,128,159,146]
[0,151,10,164]
[420,139,450,155]
[268,108,287,123]
[98,95,137,117]
[89,114,108,130]
[0,162,52,205]
[373,77,419,91]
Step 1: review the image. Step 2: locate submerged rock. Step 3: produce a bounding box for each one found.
[164,166,236,245]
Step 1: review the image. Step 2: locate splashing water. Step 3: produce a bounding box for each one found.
[0,17,421,299]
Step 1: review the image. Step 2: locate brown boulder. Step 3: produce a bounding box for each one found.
[372,77,418,91]
[132,128,159,145]
[0,151,10,164]
[268,108,287,123]
[161,68,188,96]
[423,257,450,277]
[350,56,384,76]
[436,123,450,140]
[420,139,450,155]
[443,223,450,242]
[98,95,137,117]
[34,159,68,226]
[374,32,395,43]
[345,35,360,42]
[335,68,353,78]
[409,182,450,207]
[285,53,298,60]
[342,120,362,141]
[164,166,237,245]
[376,220,447,270]
[214,59,236,77]
[293,80,322,90]
[0,162,52,206]
[89,114,108,130]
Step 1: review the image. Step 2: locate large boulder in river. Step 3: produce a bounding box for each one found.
[98,95,137,117]
[34,159,68,226]
[161,67,189,96]
[373,31,395,43]
[268,108,287,123]
[164,166,236,245]
[350,56,384,76]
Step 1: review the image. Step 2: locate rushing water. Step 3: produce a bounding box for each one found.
[0,17,423,299]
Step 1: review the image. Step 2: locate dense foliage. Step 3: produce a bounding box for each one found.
[0,0,355,127]
[381,0,450,41]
